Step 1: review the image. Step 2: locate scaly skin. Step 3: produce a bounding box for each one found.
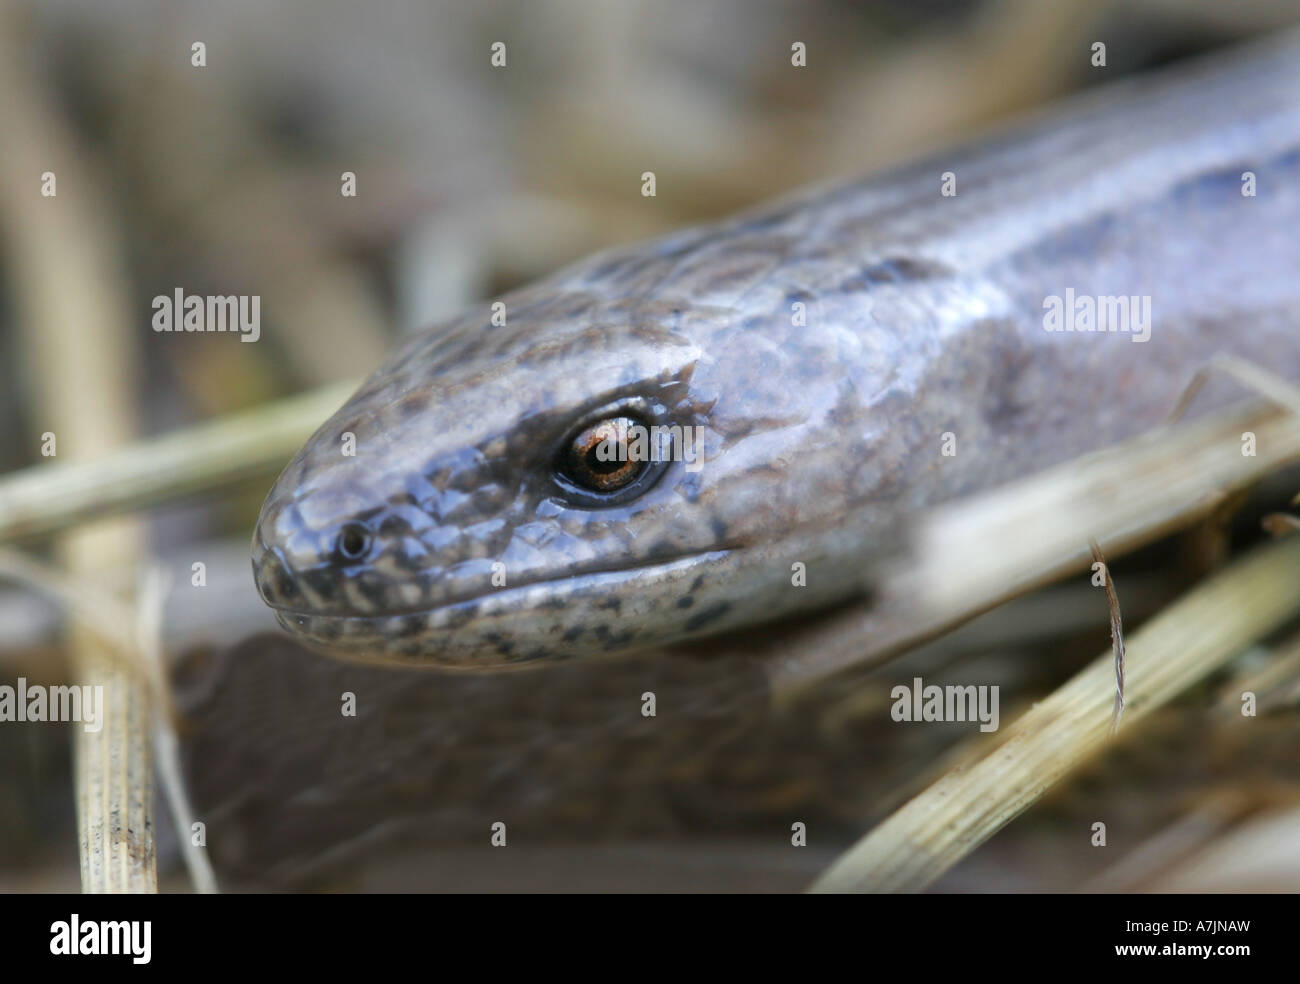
[253,33,1300,668]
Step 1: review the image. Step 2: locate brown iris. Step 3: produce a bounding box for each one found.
[561,416,647,493]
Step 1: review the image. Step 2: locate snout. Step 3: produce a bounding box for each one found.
[251,533,299,610]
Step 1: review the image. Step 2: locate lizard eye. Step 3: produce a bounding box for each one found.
[562,416,646,491]
[553,414,665,506]
[333,522,372,563]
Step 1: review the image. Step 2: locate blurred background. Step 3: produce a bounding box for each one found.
[3,0,1300,892]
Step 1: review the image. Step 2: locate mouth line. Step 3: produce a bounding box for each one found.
[265,547,737,622]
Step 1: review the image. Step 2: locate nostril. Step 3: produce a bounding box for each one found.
[277,569,299,601]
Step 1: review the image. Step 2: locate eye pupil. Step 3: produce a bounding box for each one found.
[336,524,371,561]
[559,415,651,495]
[585,445,627,476]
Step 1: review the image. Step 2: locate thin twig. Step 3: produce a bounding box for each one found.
[0,381,356,544]
[1164,353,1300,427]
[1089,537,1126,734]
[137,566,219,894]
